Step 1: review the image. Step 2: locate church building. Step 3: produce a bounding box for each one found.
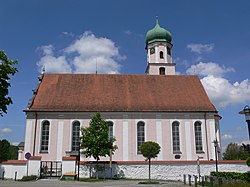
[23,18,221,164]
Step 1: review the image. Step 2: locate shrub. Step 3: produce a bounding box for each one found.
[246,157,250,167]
[20,175,37,181]
[211,171,250,182]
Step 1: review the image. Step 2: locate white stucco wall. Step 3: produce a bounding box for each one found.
[78,161,249,181]
[1,160,248,180]
[0,163,26,180]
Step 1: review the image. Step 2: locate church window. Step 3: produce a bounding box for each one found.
[40,120,50,152]
[160,51,164,59]
[108,121,113,140]
[167,46,171,56]
[137,121,145,154]
[172,121,181,153]
[194,121,203,153]
[159,67,165,75]
[72,121,80,152]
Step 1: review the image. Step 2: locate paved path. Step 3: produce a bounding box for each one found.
[0,179,187,187]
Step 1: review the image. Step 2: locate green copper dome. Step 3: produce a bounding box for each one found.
[146,17,172,45]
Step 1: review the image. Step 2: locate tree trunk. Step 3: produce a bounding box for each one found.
[149,158,151,181]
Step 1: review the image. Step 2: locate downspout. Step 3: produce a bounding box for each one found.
[204,112,209,160]
[33,112,38,156]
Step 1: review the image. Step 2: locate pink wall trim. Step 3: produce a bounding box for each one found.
[0,160,27,165]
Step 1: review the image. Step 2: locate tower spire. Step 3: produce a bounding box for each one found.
[156,16,159,25]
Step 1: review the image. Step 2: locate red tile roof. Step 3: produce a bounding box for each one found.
[26,74,216,112]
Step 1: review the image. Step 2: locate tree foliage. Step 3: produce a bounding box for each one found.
[140,141,161,181]
[0,50,18,116]
[0,139,18,160]
[80,112,117,178]
[223,143,249,160]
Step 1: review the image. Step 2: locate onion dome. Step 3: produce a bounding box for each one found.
[146,17,172,45]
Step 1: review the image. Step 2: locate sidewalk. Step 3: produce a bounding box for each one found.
[0,179,188,187]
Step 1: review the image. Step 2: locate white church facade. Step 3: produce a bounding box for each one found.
[22,18,222,165]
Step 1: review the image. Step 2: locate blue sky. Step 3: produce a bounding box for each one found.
[0,0,250,151]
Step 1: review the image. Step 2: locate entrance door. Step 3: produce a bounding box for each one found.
[40,161,62,178]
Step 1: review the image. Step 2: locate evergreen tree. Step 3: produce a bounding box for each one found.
[0,139,10,160]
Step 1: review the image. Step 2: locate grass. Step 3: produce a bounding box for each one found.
[138,181,160,184]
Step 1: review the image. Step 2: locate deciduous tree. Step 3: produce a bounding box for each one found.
[223,143,249,160]
[140,141,161,181]
[0,50,18,116]
[80,112,117,179]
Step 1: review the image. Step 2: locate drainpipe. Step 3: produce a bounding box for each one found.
[33,112,38,156]
[204,112,209,160]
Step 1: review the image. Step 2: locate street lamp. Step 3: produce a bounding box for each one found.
[239,105,250,140]
[212,139,218,172]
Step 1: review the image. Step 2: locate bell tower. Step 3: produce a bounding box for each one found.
[145,17,175,75]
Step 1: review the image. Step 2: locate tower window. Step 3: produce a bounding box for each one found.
[167,47,171,56]
[137,121,145,154]
[159,67,165,75]
[160,51,164,59]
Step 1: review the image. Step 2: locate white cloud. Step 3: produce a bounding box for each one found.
[37,45,72,73]
[37,32,124,74]
[186,62,234,77]
[187,43,214,54]
[123,30,132,35]
[0,128,12,133]
[201,75,250,108]
[221,134,233,140]
[186,62,250,108]
[11,142,20,146]
[62,31,74,37]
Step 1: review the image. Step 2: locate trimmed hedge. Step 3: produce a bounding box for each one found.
[211,171,250,182]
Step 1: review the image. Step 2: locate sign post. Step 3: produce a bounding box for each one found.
[25,152,31,176]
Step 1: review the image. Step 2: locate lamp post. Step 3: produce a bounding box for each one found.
[239,105,250,140]
[212,139,218,172]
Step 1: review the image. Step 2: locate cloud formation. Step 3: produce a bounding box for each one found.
[186,62,250,108]
[187,43,214,54]
[186,62,234,77]
[0,128,12,133]
[37,32,125,74]
[221,133,233,140]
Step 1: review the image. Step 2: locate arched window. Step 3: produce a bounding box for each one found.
[194,121,203,153]
[167,46,171,56]
[40,120,50,152]
[137,121,145,154]
[159,67,165,75]
[108,121,113,140]
[172,121,180,153]
[160,51,164,59]
[72,121,80,152]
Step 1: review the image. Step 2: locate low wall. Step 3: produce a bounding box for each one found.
[1,159,249,180]
[0,160,27,180]
[79,160,249,180]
